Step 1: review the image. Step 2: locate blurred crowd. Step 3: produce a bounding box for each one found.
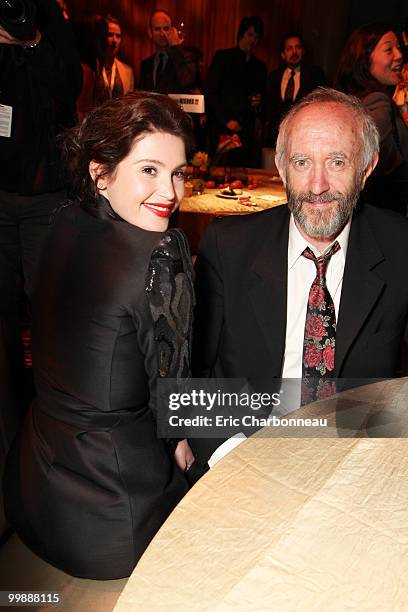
[65,7,408,212]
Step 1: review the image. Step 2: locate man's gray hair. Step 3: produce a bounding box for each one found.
[275,87,379,173]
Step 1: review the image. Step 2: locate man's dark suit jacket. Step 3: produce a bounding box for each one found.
[192,204,408,465]
[191,203,408,469]
[266,64,326,146]
[139,47,195,94]
[205,46,267,165]
[194,203,408,380]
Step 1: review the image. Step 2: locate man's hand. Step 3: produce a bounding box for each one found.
[174,439,195,471]
[226,119,241,132]
[165,26,183,47]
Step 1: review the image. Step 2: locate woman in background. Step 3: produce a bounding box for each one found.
[4,93,195,579]
[336,23,408,215]
[71,12,115,120]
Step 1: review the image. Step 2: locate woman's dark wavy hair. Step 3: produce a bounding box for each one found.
[335,22,397,98]
[61,92,195,205]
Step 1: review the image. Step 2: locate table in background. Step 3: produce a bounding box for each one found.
[114,378,408,611]
[179,169,287,253]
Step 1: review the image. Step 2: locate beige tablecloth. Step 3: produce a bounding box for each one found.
[115,378,408,611]
[179,171,286,252]
[180,172,286,215]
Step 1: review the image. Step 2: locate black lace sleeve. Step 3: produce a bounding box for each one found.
[145,228,194,379]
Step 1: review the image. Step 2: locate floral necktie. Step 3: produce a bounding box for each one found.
[301,241,340,405]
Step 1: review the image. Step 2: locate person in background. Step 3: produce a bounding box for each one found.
[192,88,408,471]
[179,44,207,151]
[393,61,408,126]
[74,12,134,120]
[139,9,195,94]
[335,22,408,215]
[393,21,408,126]
[0,0,82,417]
[206,16,267,167]
[103,14,134,97]
[72,12,108,120]
[266,31,326,147]
[4,92,196,579]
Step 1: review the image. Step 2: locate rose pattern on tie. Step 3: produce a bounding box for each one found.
[301,241,340,405]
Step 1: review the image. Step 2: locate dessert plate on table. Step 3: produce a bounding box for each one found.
[216,190,250,200]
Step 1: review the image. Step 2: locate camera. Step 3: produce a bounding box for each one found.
[0,0,37,41]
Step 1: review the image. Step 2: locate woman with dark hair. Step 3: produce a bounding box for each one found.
[4,92,196,579]
[335,23,408,214]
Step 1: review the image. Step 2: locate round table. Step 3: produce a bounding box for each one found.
[114,378,408,611]
[179,170,286,253]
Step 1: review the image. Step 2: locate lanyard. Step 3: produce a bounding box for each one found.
[101,61,117,97]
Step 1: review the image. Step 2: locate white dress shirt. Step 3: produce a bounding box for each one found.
[281,65,301,101]
[282,215,351,380]
[210,214,351,462]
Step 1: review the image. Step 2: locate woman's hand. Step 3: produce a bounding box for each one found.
[174,439,195,471]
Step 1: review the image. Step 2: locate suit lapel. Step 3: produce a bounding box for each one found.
[248,209,290,371]
[297,65,308,100]
[335,206,385,375]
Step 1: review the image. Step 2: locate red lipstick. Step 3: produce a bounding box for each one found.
[143,202,175,218]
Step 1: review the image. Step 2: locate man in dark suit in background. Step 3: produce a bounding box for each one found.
[193,88,408,467]
[139,9,195,94]
[205,16,267,167]
[266,31,326,146]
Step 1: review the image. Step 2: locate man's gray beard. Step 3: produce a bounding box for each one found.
[287,178,362,239]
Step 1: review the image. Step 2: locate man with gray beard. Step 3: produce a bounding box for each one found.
[192,88,408,465]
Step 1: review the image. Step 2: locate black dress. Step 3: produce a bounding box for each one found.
[4,197,194,579]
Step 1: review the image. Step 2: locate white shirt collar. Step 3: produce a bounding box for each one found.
[288,213,351,269]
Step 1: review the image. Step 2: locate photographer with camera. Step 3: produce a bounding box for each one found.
[0,0,82,417]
